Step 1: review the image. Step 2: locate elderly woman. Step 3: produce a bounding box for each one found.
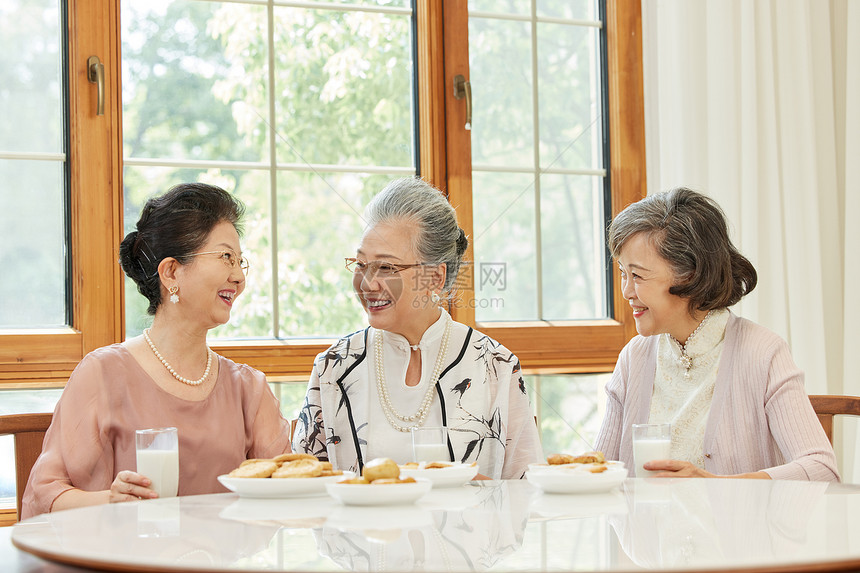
[22,183,291,518]
[595,187,838,481]
[293,177,542,479]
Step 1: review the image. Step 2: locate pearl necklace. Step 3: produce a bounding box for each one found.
[669,310,713,379]
[374,316,452,432]
[143,328,212,386]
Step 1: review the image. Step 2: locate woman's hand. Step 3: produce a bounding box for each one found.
[643,459,718,478]
[110,470,157,503]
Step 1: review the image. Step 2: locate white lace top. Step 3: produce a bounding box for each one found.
[649,308,730,468]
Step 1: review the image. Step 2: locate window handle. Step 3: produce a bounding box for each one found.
[453,74,472,131]
[87,56,104,116]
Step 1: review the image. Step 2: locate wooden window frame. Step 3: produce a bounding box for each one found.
[428,0,645,374]
[0,0,124,387]
[0,0,644,387]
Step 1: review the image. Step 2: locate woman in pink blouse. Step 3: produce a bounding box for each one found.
[22,183,291,518]
[594,188,838,481]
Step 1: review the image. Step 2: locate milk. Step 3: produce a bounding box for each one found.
[136,449,179,498]
[412,443,449,463]
[633,438,671,477]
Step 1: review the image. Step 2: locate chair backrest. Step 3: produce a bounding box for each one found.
[808,395,860,445]
[0,413,52,522]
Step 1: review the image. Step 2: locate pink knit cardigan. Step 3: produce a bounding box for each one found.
[594,312,839,481]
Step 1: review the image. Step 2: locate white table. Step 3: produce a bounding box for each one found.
[8,479,860,572]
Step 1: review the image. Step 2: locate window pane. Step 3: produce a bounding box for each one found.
[0,160,66,327]
[540,175,607,319]
[468,17,533,168]
[121,1,268,163]
[530,373,607,456]
[0,0,68,329]
[467,0,528,17]
[0,0,64,153]
[269,8,414,167]
[469,0,598,21]
[121,0,417,340]
[537,0,599,21]
[269,381,308,421]
[276,172,386,339]
[538,23,603,170]
[469,4,609,322]
[472,172,537,322]
[304,0,411,10]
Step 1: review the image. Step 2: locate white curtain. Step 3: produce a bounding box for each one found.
[641,0,859,482]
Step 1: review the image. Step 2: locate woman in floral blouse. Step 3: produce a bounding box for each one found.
[293,177,542,478]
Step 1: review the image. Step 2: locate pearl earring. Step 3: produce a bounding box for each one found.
[169,285,179,304]
[430,292,441,304]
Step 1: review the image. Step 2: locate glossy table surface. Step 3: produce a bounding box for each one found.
[8,479,860,573]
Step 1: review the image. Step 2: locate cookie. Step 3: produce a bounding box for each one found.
[229,460,278,478]
[571,451,605,464]
[425,462,452,469]
[547,453,576,465]
[272,459,323,479]
[273,453,318,464]
[362,457,400,481]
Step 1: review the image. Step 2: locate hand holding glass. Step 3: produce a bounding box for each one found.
[632,423,671,477]
[411,426,449,463]
[135,427,179,498]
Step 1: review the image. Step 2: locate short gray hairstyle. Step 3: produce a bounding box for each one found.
[364,177,469,292]
[608,187,757,313]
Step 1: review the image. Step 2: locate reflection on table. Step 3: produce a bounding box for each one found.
[9,479,860,572]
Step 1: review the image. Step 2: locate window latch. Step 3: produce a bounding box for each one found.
[453,74,472,131]
[87,56,104,116]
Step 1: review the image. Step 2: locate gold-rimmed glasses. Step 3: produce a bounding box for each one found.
[344,257,426,278]
[188,250,250,274]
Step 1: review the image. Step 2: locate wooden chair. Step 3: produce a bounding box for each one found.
[808,395,860,445]
[0,413,52,522]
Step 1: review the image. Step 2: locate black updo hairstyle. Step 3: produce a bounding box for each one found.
[119,183,245,315]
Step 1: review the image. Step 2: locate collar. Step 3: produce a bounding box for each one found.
[378,308,451,353]
[664,307,730,359]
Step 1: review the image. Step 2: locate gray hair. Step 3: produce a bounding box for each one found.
[608,187,757,313]
[364,177,468,292]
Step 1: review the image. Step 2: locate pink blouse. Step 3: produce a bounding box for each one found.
[22,344,291,519]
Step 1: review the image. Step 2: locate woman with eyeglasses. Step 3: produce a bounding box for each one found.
[22,183,292,518]
[292,177,542,479]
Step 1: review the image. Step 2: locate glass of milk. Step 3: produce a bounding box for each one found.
[411,426,449,463]
[632,423,671,477]
[135,427,179,498]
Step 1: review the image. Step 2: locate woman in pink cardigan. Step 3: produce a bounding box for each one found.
[22,183,292,518]
[594,188,838,481]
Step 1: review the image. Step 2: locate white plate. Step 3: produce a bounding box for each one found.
[399,463,479,488]
[326,478,433,506]
[217,472,354,499]
[527,460,626,473]
[525,466,628,494]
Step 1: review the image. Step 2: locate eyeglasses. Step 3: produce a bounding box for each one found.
[188,250,250,274]
[344,258,426,278]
